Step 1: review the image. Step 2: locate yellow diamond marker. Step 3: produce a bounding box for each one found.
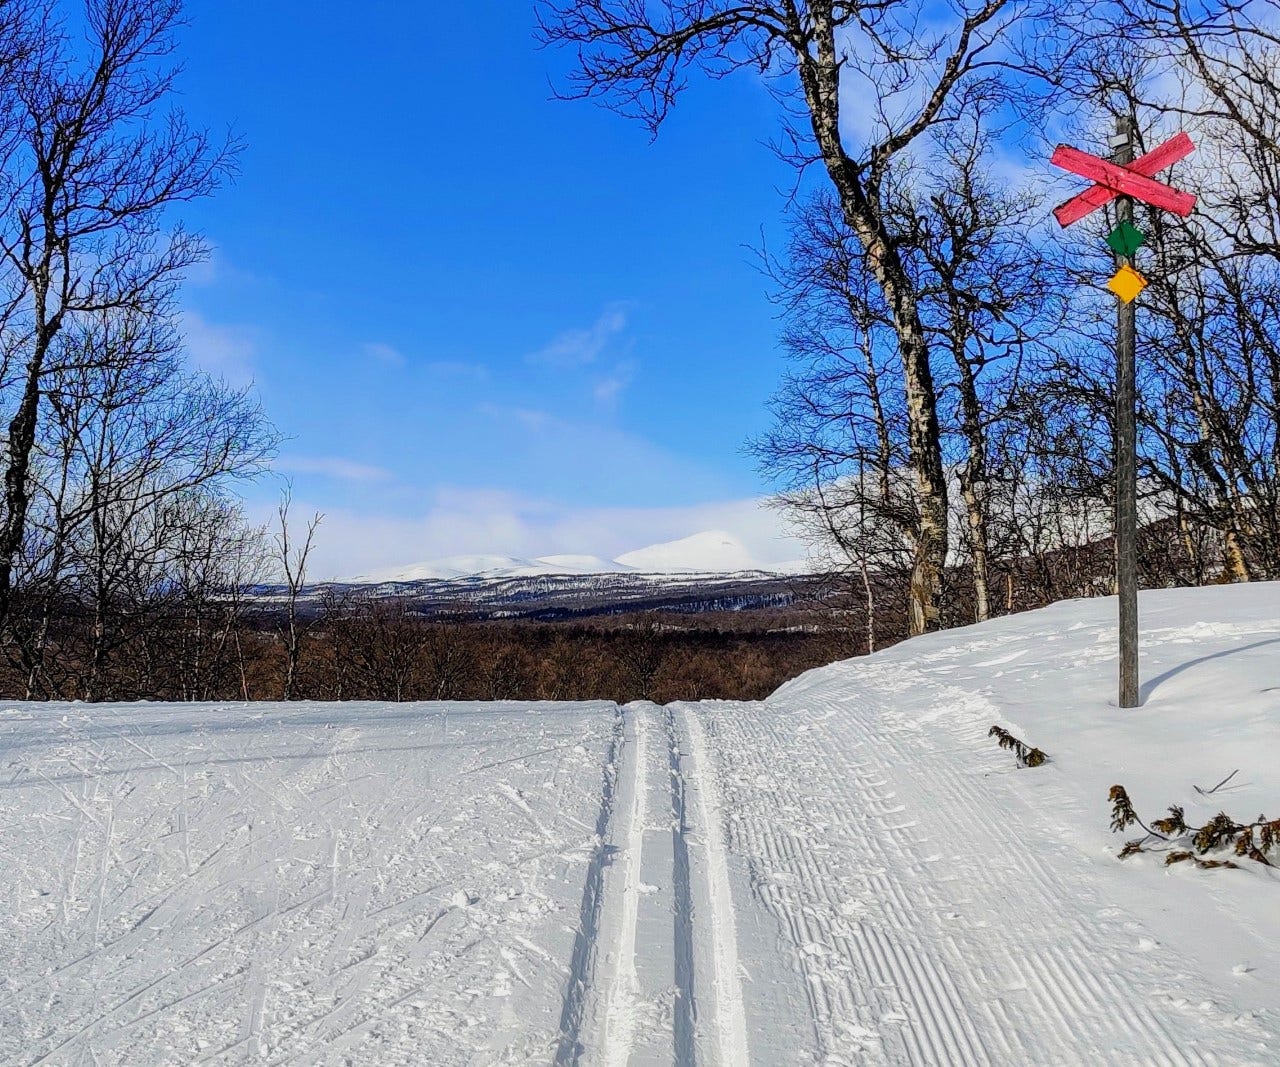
[1107,264,1148,303]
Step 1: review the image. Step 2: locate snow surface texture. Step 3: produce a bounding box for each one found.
[1,583,1278,1064]
[353,530,811,583]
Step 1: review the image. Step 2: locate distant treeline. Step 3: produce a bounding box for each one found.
[0,605,845,704]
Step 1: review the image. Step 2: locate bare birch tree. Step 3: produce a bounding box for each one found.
[0,0,236,639]
[1033,0,1280,582]
[756,106,1064,628]
[537,0,1040,633]
[12,307,274,699]
[274,488,321,701]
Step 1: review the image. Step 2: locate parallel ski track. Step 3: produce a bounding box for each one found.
[601,705,648,1067]
[667,706,699,1066]
[557,702,752,1067]
[557,702,649,1067]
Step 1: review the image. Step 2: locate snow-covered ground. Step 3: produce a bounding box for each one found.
[2,583,1278,1064]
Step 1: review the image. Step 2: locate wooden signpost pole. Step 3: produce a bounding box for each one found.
[1049,122,1195,709]
[1112,117,1140,709]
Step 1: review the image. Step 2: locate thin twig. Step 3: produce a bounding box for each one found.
[1194,769,1239,796]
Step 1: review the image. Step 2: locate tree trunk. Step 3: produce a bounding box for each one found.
[949,322,991,622]
[282,625,300,700]
[234,629,250,700]
[0,332,56,635]
[960,470,991,622]
[1223,528,1251,582]
[799,12,948,635]
[861,557,875,654]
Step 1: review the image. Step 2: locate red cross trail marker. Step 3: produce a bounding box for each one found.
[1051,131,1196,227]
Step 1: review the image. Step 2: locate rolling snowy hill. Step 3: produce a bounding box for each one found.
[613,530,767,573]
[2,583,1277,1064]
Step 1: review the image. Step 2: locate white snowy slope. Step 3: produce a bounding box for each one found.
[709,582,1280,1065]
[535,554,629,575]
[2,583,1278,1065]
[0,702,622,1065]
[614,529,764,573]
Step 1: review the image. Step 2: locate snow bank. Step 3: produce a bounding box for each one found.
[773,581,1280,1020]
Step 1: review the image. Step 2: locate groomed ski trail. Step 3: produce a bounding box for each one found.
[668,672,1275,1064]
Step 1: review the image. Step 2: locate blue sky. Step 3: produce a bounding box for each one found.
[175,2,809,577]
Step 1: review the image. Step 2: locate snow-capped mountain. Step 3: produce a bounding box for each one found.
[351,529,810,583]
[355,554,630,583]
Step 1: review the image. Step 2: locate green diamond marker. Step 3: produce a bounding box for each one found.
[1106,220,1146,257]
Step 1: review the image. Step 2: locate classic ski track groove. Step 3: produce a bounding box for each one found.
[601,791,645,1067]
[571,703,648,1067]
[555,706,626,1066]
[667,705,698,1066]
[674,705,751,1067]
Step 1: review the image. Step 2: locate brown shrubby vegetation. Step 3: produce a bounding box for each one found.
[1110,784,1279,870]
[275,609,846,705]
[0,598,842,703]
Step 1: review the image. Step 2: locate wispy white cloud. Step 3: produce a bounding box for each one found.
[277,455,393,483]
[593,360,636,406]
[181,310,259,387]
[362,341,406,367]
[181,248,264,290]
[361,343,492,381]
[477,402,557,432]
[528,305,628,368]
[423,359,490,381]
